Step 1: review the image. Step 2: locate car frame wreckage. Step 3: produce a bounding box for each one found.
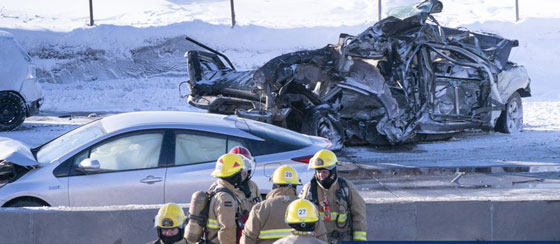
[181,0,531,148]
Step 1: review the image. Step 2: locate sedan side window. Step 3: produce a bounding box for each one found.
[227,137,246,152]
[175,133,226,165]
[88,133,164,171]
[174,131,249,166]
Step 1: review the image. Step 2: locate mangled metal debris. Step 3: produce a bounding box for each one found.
[182,0,531,148]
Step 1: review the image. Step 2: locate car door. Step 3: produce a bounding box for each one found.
[164,130,246,203]
[427,46,486,120]
[67,130,167,206]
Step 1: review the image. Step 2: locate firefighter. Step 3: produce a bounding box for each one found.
[300,149,367,243]
[206,153,253,244]
[148,203,188,244]
[272,199,327,244]
[230,146,262,206]
[241,166,327,244]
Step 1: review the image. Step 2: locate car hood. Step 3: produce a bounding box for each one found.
[0,137,38,166]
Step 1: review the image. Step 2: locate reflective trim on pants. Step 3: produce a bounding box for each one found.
[353,231,367,241]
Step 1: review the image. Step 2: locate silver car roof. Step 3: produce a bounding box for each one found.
[99,111,262,140]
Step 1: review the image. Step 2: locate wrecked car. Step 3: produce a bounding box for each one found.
[182,0,531,148]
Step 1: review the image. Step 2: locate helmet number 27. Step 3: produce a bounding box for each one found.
[298,208,308,217]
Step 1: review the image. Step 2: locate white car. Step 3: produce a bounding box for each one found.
[0,111,331,207]
[0,30,42,131]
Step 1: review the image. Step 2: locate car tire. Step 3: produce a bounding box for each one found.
[5,199,47,207]
[495,91,523,133]
[0,92,26,131]
[301,106,344,150]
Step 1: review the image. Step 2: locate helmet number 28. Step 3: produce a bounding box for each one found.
[285,171,293,179]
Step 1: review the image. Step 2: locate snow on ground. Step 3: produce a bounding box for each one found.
[39,77,190,112]
[0,0,559,155]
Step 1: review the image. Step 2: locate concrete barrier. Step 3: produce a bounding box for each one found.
[1,200,559,244]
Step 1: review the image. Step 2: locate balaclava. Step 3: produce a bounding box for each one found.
[157,228,184,244]
[222,171,243,188]
[316,167,337,189]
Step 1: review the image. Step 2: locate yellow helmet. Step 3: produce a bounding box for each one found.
[308,149,338,170]
[211,153,245,178]
[285,199,319,224]
[271,165,301,185]
[154,203,186,229]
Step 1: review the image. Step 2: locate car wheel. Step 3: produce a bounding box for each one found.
[0,92,26,131]
[301,106,344,150]
[6,199,47,207]
[495,91,523,133]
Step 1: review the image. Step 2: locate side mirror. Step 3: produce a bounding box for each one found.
[78,158,101,173]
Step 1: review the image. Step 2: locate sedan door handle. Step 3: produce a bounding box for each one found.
[140,175,163,184]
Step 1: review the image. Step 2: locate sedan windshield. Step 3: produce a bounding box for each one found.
[36,120,107,163]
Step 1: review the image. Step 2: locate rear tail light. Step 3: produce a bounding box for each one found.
[292,155,312,164]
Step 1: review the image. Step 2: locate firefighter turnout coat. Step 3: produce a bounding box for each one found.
[210,179,262,209]
[300,178,367,242]
[247,179,262,206]
[272,231,327,244]
[206,179,253,244]
[240,187,328,244]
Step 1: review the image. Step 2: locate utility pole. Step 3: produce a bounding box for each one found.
[378,0,382,21]
[515,0,519,22]
[230,0,236,28]
[89,0,94,26]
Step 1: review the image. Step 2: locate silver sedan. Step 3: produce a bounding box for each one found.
[0,111,330,207]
